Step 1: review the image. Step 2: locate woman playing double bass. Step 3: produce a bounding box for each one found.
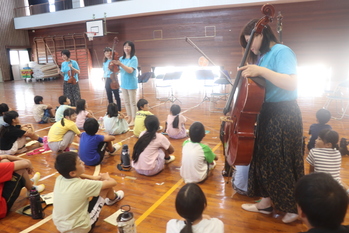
[59,50,81,107]
[239,19,304,223]
[103,47,121,110]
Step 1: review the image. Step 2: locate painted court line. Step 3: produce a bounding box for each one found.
[39,172,58,181]
[19,214,53,233]
[135,178,184,226]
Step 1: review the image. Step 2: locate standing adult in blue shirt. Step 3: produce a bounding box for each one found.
[103,47,121,110]
[59,50,81,107]
[115,41,138,127]
[239,19,304,224]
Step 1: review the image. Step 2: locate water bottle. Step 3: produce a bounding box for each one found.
[121,145,131,169]
[117,205,136,233]
[29,187,44,219]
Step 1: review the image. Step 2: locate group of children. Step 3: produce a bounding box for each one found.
[0,94,221,232]
[3,93,349,232]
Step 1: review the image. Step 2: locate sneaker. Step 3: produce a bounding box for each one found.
[34,184,45,193]
[31,172,41,186]
[105,190,124,206]
[109,143,122,156]
[165,155,175,164]
[282,213,299,223]
[209,161,216,170]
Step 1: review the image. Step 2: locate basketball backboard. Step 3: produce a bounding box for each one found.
[86,19,104,37]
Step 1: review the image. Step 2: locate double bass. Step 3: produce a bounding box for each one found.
[221,4,275,166]
[108,37,120,90]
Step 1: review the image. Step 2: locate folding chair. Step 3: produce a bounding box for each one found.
[324,79,349,120]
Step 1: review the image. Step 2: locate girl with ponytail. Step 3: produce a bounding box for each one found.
[164,104,187,139]
[132,115,175,176]
[166,183,224,233]
[48,108,81,155]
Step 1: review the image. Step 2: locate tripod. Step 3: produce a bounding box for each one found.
[162,71,183,103]
[196,69,215,104]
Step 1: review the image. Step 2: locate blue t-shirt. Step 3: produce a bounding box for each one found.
[119,56,138,90]
[103,59,113,78]
[258,44,297,102]
[61,60,80,82]
[79,132,105,166]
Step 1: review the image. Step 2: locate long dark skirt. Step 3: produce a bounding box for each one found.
[63,81,81,107]
[248,100,304,213]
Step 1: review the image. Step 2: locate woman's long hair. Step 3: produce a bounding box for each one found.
[170,104,181,129]
[61,108,76,127]
[132,115,159,163]
[0,111,19,138]
[76,99,86,115]
[239,18,279,64]
[175,183,207,233]
[122,41,136,59]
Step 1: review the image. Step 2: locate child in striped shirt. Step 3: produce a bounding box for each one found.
[306,129,348,190]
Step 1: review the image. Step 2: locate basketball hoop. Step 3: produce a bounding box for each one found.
[85,32,97,41]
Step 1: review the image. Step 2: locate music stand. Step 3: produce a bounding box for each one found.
[196,69,215,104]
[162,71,183,103]
[138,72,153,98]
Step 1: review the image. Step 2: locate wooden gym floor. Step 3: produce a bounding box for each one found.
[0,76,349,233]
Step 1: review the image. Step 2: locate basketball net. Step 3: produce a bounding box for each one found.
[85,32,96,41]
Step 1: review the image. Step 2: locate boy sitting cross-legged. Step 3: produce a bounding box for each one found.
[180,122,218,183]
[52,152,124,233]
[79,118,121,166]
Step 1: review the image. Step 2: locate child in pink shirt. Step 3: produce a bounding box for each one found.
[132,115,175,176]
[164,104,187,139]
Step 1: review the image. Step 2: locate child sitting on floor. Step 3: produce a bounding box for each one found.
[0,111,43,155]
[0,154,45,219]
[79,118,121,166]
[132,115,175,176]
[306,129,348,190]
[48,108,81,155]
[308,109,332,151]
[75,99,96,129]
[180,122,217,183]
[52,152,124,233]
[164,104,187,139]
[103,103,128,135]
[32,95,55,124]
[133,99,154,137]
[55,95,76,122]
[0,103,10,128]
[166,183,224,233]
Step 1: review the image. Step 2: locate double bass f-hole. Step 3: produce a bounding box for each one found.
[108,37,120,90]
